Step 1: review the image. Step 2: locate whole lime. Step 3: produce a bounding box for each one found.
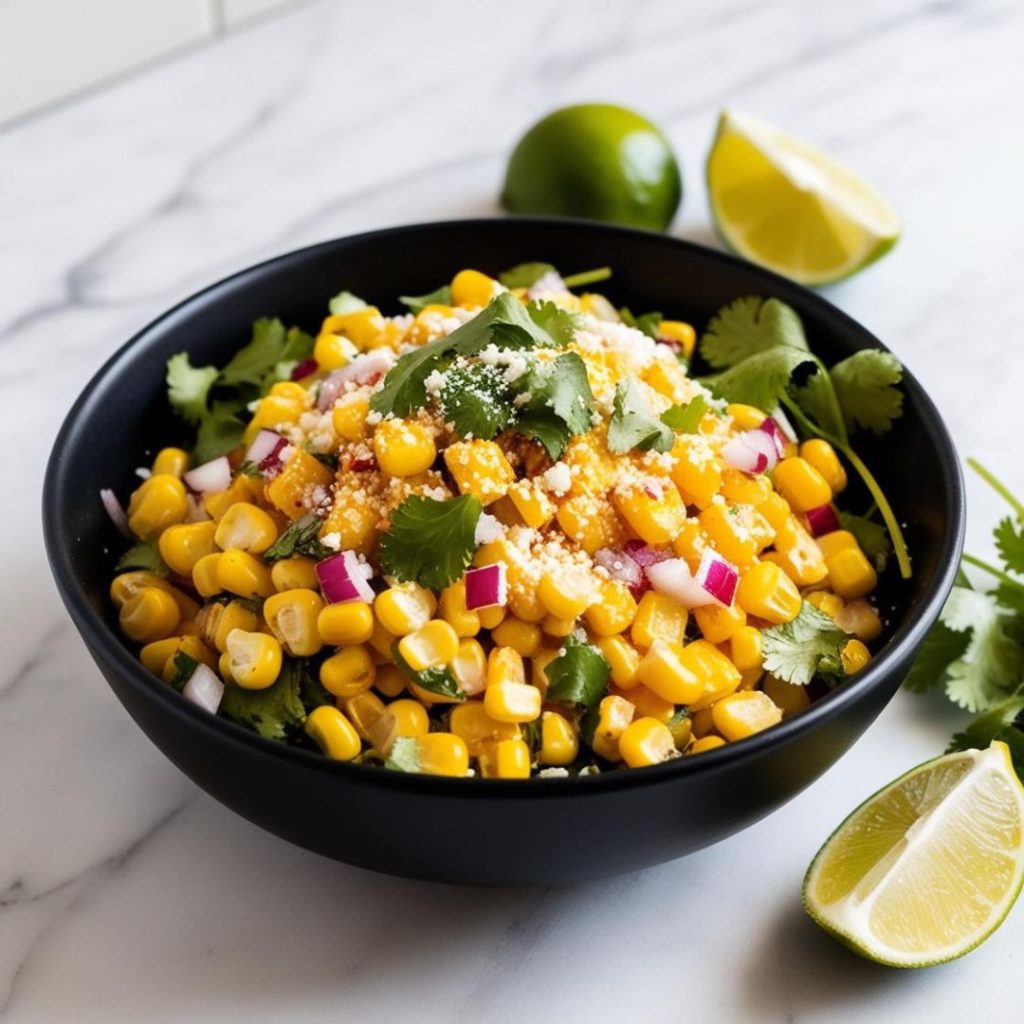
[501,103,682,230]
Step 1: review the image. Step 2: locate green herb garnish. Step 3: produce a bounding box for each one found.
[166,651,199,692]
[619,307,664,339]
[264,514,333,562]
[545,636,610,710]
[660,394,707,434]
[440,363,515,440]
[115,539,170,576]
[220,660,307,740]
[512,352,595,460]
[607,378,674,454]
[399,285,453,313]
[498,263,612,290]
[761,602,848,686]
[392,645,466,701]
[328,291,367,315]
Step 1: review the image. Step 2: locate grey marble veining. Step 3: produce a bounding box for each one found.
[2,0,1023,1020]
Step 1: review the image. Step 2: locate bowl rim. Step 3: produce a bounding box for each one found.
[43,216,966,796]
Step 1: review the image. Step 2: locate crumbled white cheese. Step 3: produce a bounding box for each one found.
[474,513,505,545]
[539,462,572,496]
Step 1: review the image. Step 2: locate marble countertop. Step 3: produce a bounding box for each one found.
[4,1,1024,1020]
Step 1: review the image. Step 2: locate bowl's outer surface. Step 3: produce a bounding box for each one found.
[44,219,964,885]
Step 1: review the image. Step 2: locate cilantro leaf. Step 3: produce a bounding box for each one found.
[328,291,367,315]
[297,661,335,712]
[219,318,313,390]
[903,619,971,692]
[166,353,218,426]
[499,262,558,288]
[264,513,333,562]
[619,307,663,339]
[166,651,199,692]
[378,495,482,590]
[607,378,673,454]
[995,517,1024,576]
[393,645,466,701]
[762,603,848,686]
[660,394,707,434]
[116,539,170,575]
[700,347,814,412]
[220,660,306,740]
[839,511,892,573]
[545,636,610,710]
[948,694,1024,778]
[440,363,514,440]
[790,370,845,440]
[193,400,246,464]
[399,284,453,314]
[995,581,1024,615]
[829,350,903,436]
[513,352,595,459]
[525,300,580,347]
[385,736,423,773]
[699,296,808,369]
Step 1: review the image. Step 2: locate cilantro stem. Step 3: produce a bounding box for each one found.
[562,267,612,289]
[962,553,1024,593]
[968,459,1024,520]
[808,355,850,447]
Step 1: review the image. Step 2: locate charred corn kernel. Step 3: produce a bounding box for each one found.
[656,320,697,360]
[712,690,782,741]
[556,494,624,554]
[539,711,578,766]
[110,571,199,620]
[637,639,704,704]
[305,706,361,761]
[542,614,576,638]
[214,502,278,554]
[619,717,676,768]
[530,648,560,695]
[736,562,802,624]
[806,590,845,619]
[699,502,773,565]
[772,457,832,513]
[484,680,540,723]
[479,737,532,779]
[339,691,387,742]
[414,733,470,777]
[443,440,514,505]
[835,599,883,642]
[374,583,436,636]
[826,547,878,600]
[478,605,506,630]
[155,521,215,576]
[631,591,688,649]
[491,617,543,657]
[620,684,675,723]
[693,603,747,644]
[689,735,726,754]
[321,644,376,697]
[591,695,635,762]
[720,468,773,507]
[140,636,183,674]
[507,480,556,528]
[584,580,637,637]
[841,638,871,675]
[191,553,222,598]
[670,436,723,509]
[486,644,526,687]
[689,706,717,738]
[317,601,374,646]
[451,638,487,696]
[759,491,792,530]
[726,403,767,431]
[686,640,743,711]
[263,589,324,656]
[265,448,334,520]
[270,555,318,592]
[729,625,764,672]
[597,636,642,689]
[313,330,358,371]
[367,708,400,756]
[203,475,261,520]
[152,447,189,478]
[368,620,397,662]
[613,479,687,545]
[767,517,828,586]
[816,529,859,559]
[387,698,429,739]
[763,674,811,716]
[373,418,436,477]
[668,712,692,749]
[800,438,847,493]
[331,395,370,441]
[160,636,217,681]
[451,268,500,307]
[375,664,407,697]
[119,587,180,643]
[127,474,188,539]
[225,629,282,689]
[217,548,275,599]
[398,619,459,672]
[450,702,521,756]
[438,579,481,638]
[537,568,596,620]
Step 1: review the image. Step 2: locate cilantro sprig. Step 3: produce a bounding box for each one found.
[545,636,610,710]
[513,352,595,459]
[115,539,170,576]
[607,378,674,454]
[762,603,848,686]
[264,513,333,562]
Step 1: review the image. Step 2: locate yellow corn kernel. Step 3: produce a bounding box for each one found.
[203,475,261,520]
[374,664,407,698]
[386,698,429,739]
[126,474,188,539]
[321,644,376,697]
[720,468,772,507]
[619,717,676,768]
[484,679,541,723]
[826,547,878,600]
[438,579,481,638]
[318,478,377,554]
[529,648,558,696]
[729,625,764,672]
[688,735,727,754]
[270,555,318,592]
[537,568,596,621]
[758,491,792,531]
[800,438,847,493]
[449,638,486,697]
[668,711,692,749]
[305,705,361,761]
[398,619,460,672]
[670,435,722,509]
[331,395,370,441]
[582,581,637,639]
[110,571,199,619]
[736,562,802,624]
[196,599,260,654]
[637,639,704,704]
[762,674,811,717]
[841,638,872,675]
[491,618,543,658]
[656,320,697,360]
[373,418,437,477]
[596,636,642,689]
[151,447,189,478]
[806,590,845,620]
[374,583,437,636]
[213,502,279,554]
[507,480,556,529]
[613,479,687,545]
[671,519,709,572]
[739,667,764,691]
[631,591,688,649]
[140,636,184,674]
[689,706,717,738]
[772,457,832,513]
[313,330,358,371]
[325,307,388,349]
[693,603,747,644]
[413,733,470,777]
[160,525,220,586]
[478,737,532,779]
[643,358,692,403]
[835,598,883,642]
[178,618,201,637]
[699,502,773,566]
[555,494,624,555]
[264,448,335,520]
[339,691,387,742]
[816,530,859,560]
[618,684,675,723]
[218,650,234,683]
[119,587,180,643]
[590,695,635,762]
[535,710,575,766]
[685,639,743,711]
[726,403,767,431]
[451,268,500,307]
[540,615,574,639]
[263,588,324,656]
[191,553,222,598]
[449,701,521,756]
[317,601,374,646]
[216,548,275,599]
[712,691,782,741]
[767,516,828,586]
[443,440,514,505]
[368,620,397,662]
[244,394,304,443]
[478,605,506,630]
[483,644,523,687]
[562,431,617,495]
[225,629,282,689]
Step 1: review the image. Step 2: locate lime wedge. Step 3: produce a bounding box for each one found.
[706,109,901,285]
[803,742,1024,967]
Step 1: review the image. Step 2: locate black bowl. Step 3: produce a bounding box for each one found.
[43,218,964,885]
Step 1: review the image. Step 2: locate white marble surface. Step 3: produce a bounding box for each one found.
[3,1,1024,1020]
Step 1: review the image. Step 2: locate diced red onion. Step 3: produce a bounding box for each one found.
[694,549,739,607]
[99,488,130,537]
[183,456,231,495]
[769,407,798,443]
[721,435,769,474]
[182,663,224,714]
[623,540,671,568]
[316,349,397,411]
[245,429,285,466]
[316,550,375,604]
[645,558,717,608]
[805,503,841,537]
[595,548,643,589]
[465,563,508,610]
[290,358,318,381]
[757,417,789,459]
[348,455,377,473]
